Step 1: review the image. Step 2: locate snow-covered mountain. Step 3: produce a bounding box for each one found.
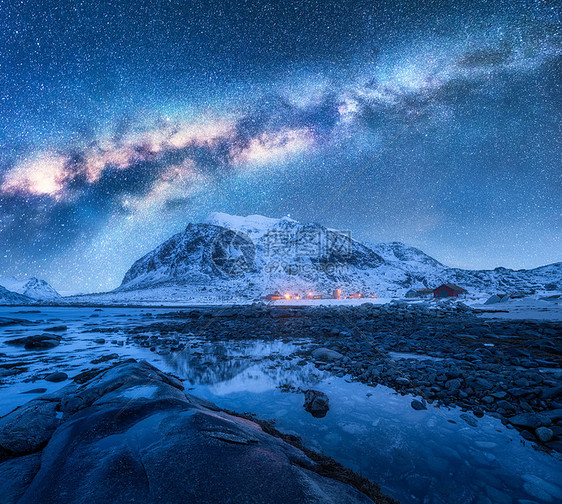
[370,242,562,294]
[117,213,399,299]
[108,213,561,301]
[0,285,35,305]
[0,277,61,300]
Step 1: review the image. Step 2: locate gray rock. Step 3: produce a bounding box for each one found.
[460,414,478,427]
[535,426,554,442]
[6,334,61,350]
[311,348,344,362]
[0,400,60,455]
[44,372,68,383]
[508,413,543,429]
[411,399,426,411]
[445,378,462,391]
[304,389,330,418]
[541,408,562,421]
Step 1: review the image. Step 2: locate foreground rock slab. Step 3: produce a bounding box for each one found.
[0,360,393,504]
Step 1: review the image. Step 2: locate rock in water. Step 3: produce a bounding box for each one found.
[0,361,388,504]
[6,334,61,350]
[44,372,67,383]
[484,295,500,305]
[304,389,330,418]
[411,399,427,411]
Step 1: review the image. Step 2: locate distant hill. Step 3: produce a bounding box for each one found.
[0,285,35,305]
[0,277,61,301]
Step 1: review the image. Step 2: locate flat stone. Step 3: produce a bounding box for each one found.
[508,413,543,429]
[45,372,68,383]
[21,388,47,394]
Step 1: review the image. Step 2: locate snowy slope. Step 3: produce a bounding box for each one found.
[0,285,35,305]
[0,277,61,300]
[117,217,406,298]
[369,242,562,293]
[70,213,561,303]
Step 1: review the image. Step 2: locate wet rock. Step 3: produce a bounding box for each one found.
[90,353,119,364]
[311,348,344,362]
[0,400,60,456]
[508,413,543,429]
[521,430,536,441]
[44,372,68,383]
[303,390,330,418]
[6,334,61,350]
[541,408,562,421]
[0,361,380,504]
[44,326,67,332]
[445,378,462,391]
[93,338,106,344]
[411,399,426,411]
[460,414,478,427]
[522,474,562,502]
[395,377,410,386]
[21,388,47,394]
[535,426,554,443]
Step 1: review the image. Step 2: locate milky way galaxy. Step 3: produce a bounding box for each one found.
[1,0,560,292]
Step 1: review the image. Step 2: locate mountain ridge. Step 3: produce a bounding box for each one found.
[115,213,561,300]
[0,277,61,301]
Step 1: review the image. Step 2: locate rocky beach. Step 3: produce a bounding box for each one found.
[1,303,561,503]
[117,302,562,452]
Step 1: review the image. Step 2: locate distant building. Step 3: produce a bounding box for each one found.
[348,292,364,299]
[332,289,341,299]
[433,284,467,298]
[265,291,281,301]
[416,288,434,298]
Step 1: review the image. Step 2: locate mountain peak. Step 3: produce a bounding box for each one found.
[203,213,297,235]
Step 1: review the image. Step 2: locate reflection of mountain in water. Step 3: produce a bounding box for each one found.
[162,339,327,392]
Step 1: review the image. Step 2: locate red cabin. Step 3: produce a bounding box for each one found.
[433,284,467,298]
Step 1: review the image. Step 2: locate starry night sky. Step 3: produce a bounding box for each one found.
[1,0,561,292]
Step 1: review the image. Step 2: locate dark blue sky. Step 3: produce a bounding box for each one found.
[0,0,560,292]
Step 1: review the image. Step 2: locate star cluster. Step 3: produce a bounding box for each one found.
[0,0,560,292]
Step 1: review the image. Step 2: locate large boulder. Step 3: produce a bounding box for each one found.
[312,347,344,362]
[0,360,391,504]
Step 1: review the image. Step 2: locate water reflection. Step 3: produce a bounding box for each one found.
[162,338,562,504]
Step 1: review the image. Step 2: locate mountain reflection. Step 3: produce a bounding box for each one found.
[161,339,329,392]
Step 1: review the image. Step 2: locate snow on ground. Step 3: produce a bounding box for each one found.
[270,297,390,307]
[474,297,562,321]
